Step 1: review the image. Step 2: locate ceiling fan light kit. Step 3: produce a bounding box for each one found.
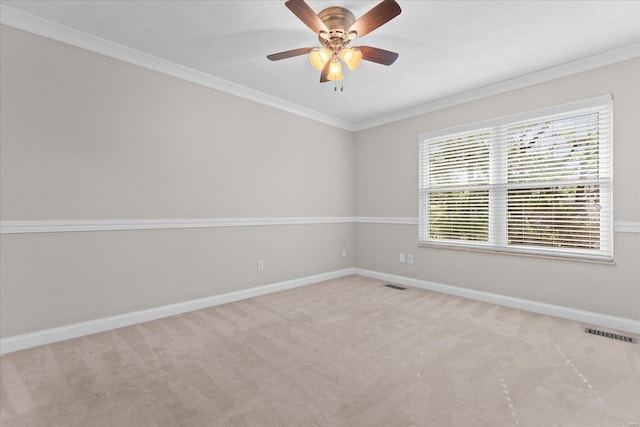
[340,48,363,71]
[309,47,331,70]
[267,0,401,88]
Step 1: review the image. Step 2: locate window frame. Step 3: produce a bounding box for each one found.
[417,95,613,262]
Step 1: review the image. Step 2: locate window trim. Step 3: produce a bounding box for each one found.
[417,95,613,262]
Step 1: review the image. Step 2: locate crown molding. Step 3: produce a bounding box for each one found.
[1,5,638,133]
[354,42,640,131]
[0,5,355,132]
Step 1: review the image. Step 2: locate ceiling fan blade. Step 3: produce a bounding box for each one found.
[285,0,328,34]
[358,46,399,65]
[320,60,331,82]
[267,47,312,61]
[349,0,401,38]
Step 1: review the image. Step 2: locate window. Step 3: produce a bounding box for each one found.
[418,95,613,262]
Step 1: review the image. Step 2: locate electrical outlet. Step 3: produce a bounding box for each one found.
[399,253,406,263]
[407,254,414,264]
[257,260,264,271]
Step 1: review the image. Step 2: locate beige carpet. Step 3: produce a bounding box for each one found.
[1,275,639,426]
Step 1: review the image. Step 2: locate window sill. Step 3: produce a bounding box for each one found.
[416,243,616,265]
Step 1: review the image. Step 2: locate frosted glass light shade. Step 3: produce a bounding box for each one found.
[309,47,331,71]
[340,47,362,71]
[327,60,343,81]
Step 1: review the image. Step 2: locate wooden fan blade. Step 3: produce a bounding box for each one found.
[285,0,328,34]
[267,47,312,61]
[320,60,331,82]
[349,0,401,38]
[358,46,399,65]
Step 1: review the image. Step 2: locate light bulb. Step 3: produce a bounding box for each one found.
[327,60,343,81]
[340,47,362,71]
[309,47,331,71]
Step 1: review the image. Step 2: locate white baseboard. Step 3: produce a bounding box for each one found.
[3,267,637,354]
[354,268,640,335]
[0,268,356,355]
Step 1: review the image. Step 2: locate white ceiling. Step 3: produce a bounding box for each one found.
[2,0,639,129]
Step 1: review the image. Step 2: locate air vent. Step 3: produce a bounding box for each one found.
[585,328,636,343]
[384,284,406,291]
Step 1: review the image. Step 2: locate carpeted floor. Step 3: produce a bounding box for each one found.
[1,275,639,426]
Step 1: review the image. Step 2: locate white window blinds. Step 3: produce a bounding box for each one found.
[418,95,613,261]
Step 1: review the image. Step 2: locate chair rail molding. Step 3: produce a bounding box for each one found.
[1,218,637,234]
[0,217,354,234]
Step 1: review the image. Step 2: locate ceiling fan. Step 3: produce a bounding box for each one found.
[267,0,401,85]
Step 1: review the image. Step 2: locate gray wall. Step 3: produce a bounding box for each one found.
[2,24,638,339]
[355,59,640,320]
[0,26,355,337]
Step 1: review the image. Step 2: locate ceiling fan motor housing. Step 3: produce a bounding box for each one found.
[317,6,355,49]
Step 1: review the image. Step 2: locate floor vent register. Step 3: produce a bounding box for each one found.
[585,328,636,343]
[384,284,407,291]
